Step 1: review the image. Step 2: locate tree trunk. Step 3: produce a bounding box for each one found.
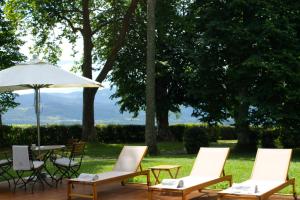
[156,109,173,141]
[0,113,2,126]
[81,0,139,140]
[82,89,97,140]
[81,0,96,140]
[235,96,252,150]
[145,0,158,155]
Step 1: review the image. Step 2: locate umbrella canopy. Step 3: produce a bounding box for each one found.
[0,60,101,152]
[0,61,101,91]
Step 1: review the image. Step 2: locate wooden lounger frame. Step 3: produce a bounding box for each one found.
[67,146,149,200]
[148,170,232,200]
[217,148,297,200]
[217,177,296,200]
[148,147,232,200]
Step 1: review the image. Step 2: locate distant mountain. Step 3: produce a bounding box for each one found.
[2,88,199,125]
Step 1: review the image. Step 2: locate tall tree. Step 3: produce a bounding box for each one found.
[5,0,139,140]
[0,0,23,126]
[145,0,158,155]
[111,0,188,140]
[186,0,300,150]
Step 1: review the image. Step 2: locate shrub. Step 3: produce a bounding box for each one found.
[169,124,186,141]
[183,127,209,154]
[207,126,219,142]
[260,129,280,148]
[234,129,259,152]
[280,129,300,148]
[218,126,237,140]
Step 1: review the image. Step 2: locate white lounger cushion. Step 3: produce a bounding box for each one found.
[54,157,78,167]
[219,180,284,195]
[0,159,10,165]
[151,176,219,190]
[70,146,147,184]
[251,149,292,182]
[113,146,147,172]
[190,147,229,177]
[72,171,132,182]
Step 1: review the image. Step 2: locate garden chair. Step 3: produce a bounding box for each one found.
[51,138,80,161]
[12,145,45,193]
[52,142,86,186]
[218,148,296,200]
[0,151,14,188]
[148,147,232,200]
[67,146,150,200]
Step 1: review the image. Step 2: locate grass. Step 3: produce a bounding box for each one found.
[1,140,299,195]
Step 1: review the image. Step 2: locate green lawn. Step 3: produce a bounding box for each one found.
[1,141,299,195]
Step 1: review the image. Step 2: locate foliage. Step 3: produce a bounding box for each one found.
[110,0,190,140]
[260,129,280,148]
[0,124,226,147]
[0,92,19,114]
[183,126,209,154]
[280,129,300,148]
[5,0,140,140]
[0,0,24,119]
[185,0,300,147]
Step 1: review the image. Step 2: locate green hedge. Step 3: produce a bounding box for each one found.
[183,127,209,154]
[0,124,288,148]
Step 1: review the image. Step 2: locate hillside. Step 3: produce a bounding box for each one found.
[2,89,198,125]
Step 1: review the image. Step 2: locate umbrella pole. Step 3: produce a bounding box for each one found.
[34,87,41,156]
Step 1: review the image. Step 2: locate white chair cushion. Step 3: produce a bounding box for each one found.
[0,159,10,166]
[54,157,78,167]
[33,161,44,169]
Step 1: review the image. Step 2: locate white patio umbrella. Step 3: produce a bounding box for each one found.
[0,60,101,152]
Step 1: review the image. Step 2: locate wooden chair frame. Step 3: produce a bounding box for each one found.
[0,152,14,188]
[53,142,86,186]
[67,146,149,200]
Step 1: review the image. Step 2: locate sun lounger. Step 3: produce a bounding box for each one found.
[218,148,297,200]
[148,147,232,200]
[67,146,150,200]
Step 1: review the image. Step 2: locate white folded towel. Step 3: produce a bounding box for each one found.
[161,179,184,188]
[78,173,99,181]
[230,183,258,194]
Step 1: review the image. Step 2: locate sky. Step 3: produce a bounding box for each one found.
[18,34,110,94]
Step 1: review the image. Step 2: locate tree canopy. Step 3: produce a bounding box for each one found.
[111,0,189,139]
[5,0,140,139]
[186,0,300,149]
[0,0,24,125]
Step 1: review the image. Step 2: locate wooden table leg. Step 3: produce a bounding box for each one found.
[174,167,180,178]
[167,169,174,178]
[151,169,161,184]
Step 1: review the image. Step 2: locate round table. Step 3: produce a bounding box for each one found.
[31,145,66,151]
[31,145,66,185]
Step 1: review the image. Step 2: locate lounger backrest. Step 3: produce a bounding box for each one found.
[190,147,230,178]
[251,148,292,182]
[113,146,148,172]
